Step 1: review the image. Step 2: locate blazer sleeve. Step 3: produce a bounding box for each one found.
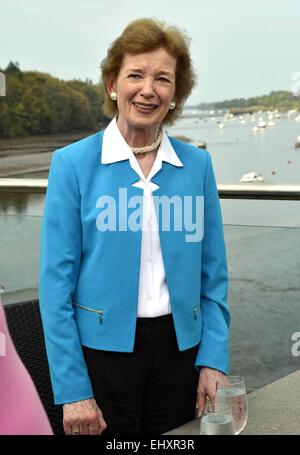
[39,149,94,405]
[194,150,231,375]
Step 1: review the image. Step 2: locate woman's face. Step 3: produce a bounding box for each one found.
[109,47,176,134]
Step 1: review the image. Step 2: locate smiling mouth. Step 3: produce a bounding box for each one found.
[132,102,159,111]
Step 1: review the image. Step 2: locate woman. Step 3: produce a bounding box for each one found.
[39,18,230,435]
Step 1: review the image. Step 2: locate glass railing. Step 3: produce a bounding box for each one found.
[0,182,299,394]
[0,214,41,304]
[225,224,300,392]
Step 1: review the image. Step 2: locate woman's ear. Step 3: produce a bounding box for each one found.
[106,74,116,96]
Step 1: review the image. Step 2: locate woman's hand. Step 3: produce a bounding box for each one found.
[196,367,226,417]
[63,398,107,435]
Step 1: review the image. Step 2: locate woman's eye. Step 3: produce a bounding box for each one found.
[158,77,171,83]
[128,74,141,79]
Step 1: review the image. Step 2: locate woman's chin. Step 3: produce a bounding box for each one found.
[128,115,160,130]
[128,109,165,128]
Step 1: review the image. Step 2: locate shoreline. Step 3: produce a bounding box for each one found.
[0,131,95,177]
[0,152,52,178]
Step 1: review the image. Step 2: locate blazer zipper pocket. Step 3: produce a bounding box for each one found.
[193,305,200,320]
[73,302,103,324]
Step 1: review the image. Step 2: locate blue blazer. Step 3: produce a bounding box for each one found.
[39,130,230,405]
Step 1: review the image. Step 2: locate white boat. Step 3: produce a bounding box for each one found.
[295,136,300,148]
[257,120,267,128]
[239,172,265,183]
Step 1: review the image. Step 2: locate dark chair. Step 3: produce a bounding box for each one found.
[4,299,64,435]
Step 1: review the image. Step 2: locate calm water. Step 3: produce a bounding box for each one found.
[1,112,300,225]
[1,111,300,390]
[169,112,300,185]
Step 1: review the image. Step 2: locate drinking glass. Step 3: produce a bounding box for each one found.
[215,375,248,435]
[200,402,235,435]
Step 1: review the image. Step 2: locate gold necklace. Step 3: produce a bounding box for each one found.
[131,130,162,155]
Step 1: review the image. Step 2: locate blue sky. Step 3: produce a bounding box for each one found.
[1,0,300,103]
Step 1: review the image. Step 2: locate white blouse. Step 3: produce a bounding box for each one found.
[101,117,183,317]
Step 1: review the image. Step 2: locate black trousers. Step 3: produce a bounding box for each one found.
[82,313,199,435]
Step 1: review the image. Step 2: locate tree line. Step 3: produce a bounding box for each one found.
[198,90,300,112]
[0,62,108,138]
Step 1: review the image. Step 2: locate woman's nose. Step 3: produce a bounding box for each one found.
[140,78,155,98]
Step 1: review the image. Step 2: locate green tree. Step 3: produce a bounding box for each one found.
[0,62,107,138]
